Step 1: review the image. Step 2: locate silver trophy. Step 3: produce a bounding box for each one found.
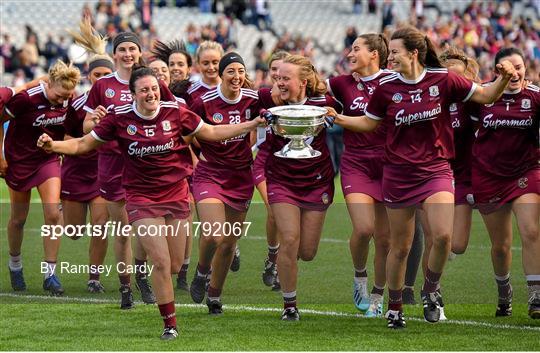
[267,105,327,159]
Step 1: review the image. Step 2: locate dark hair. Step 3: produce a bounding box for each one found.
[358,33,389,68]
[494,47,525,66]
[152,39,193,68]
[391,26,442,68]
[129,66,157,93]
[169,79,191,97]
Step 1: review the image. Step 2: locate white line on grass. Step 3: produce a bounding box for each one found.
[1,293,539,332]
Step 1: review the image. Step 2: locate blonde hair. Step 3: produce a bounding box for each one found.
[268,50,291,67]
[440,46,479,81]
[49,60,81,90]
[283,55,326,97]
[195,41,224,63]
[67,17,114,67]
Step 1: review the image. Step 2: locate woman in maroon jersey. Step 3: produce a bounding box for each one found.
[38,67,264,340]
[149,59,171,85]
[255,50,290,291]
[262,54,341,321]
[328,26,515,328]
[79,26,157,308]
[63,21,116,293]
[326,33,392,317]
[1,60,80,296]
[470,48,540,319]
[187,41,224,105]
[188,52,259,314]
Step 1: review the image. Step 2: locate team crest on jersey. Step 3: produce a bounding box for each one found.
[321,193,329,205]
[212,113,224,123]
[429,85,439,97]
[518,177,528,189]
[449,103,458,112]
[356,82,364,91]
[127,124,137,135]
[392,93,402,103]
[162,120,171,132]
[105,88,115,98]
[521,99,531,109]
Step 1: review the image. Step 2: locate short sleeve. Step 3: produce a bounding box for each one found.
[0,87,14,111]
[447,70,477,103]
[364,85,386,121]
[325,94,343,114]
[63,106,82,137]
[4,90,29,118]
[179,107,203,136]
[189,97,206,121]
[90,113,116,142]
[84,81,103,113]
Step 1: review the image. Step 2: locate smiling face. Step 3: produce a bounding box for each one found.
[269,59,283,83]
[198,49,221,83]
[133,75,160,115]
[113,42,141,71]
[498,54,526,91]
[221,62,245,97]
[277,62,306,103]
[347,37,375,72]
[168,52,190,82]
[46,82,74,106]
[388,39,414,74]
[149,59,171,85]
[88,66,113,85]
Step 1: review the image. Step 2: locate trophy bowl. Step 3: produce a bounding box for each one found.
[268,105,327,159]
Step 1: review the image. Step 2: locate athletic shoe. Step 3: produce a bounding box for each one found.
[87,280,105,293]
[160,326,178,340]
[438,294,447,321]
[364,294,384,318]
[495,302,512,317]
[43,275,64,296]
[528,290,540,319]
[262,258,278,287]
[385,310,406,329]
[230,247,241,272]
[9,268,26,291]
[271,276,281,291]
[402,287,416,305]
[422,292,441,323]
[190,273,207,304]
[119,285,134,310]
[207,298,223,315]
[281,307,300,321]
[353,279,370,312]
[176,276,189,292]
[135,276,156,304]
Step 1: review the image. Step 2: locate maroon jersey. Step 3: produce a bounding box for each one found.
[190,86,259,168]
[62,93,98,184]
[327,70,391,152]
[263,92,342,188]
[4,82,70,181]
[470,84,540,178]
[91,101,203,202]
[0,86,14,111]
[365,68,476,168]
[449,102,475,183]
[187,80,214,107]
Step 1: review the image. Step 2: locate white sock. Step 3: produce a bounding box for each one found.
[183,257,190,266]
[9,254,22,271]
[354,276,368,285]
[44,262,56,279]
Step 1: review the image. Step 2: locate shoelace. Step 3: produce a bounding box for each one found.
[529,291,540,304]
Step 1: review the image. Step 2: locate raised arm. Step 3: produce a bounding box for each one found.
[37,132,104,155]
[470,60,515,104]
[194,117,265,142]
[83,105,108,134]
[326,106,380,133]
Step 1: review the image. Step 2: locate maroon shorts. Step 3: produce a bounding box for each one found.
[98,152,125,202]
[252,146,271,186]
[340,149,383,201]
[61,155,100,202]
[6,158,60,192]
[192,161,254,212]
[382,161,454,209]
[126,179,191,223]
[267,180,334,211]
[472,166,539,215]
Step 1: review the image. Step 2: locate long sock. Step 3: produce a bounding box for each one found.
[283,291,297,309]
[207,285,222,301]
[177,258,190,279]
[8,253,22,271]
[158,301,177,328]
[405,218,424,287]
[119,274,130,287]
[267,244,279,264]
[44,261,56,279]
[135,258,147,280]
[196,263,210,277]
[495,273,512,303]
[89,266,100,281]
[422,268,442,294]
[388,288,403,312]
[526,275,540,298]
[354,267,367,279]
